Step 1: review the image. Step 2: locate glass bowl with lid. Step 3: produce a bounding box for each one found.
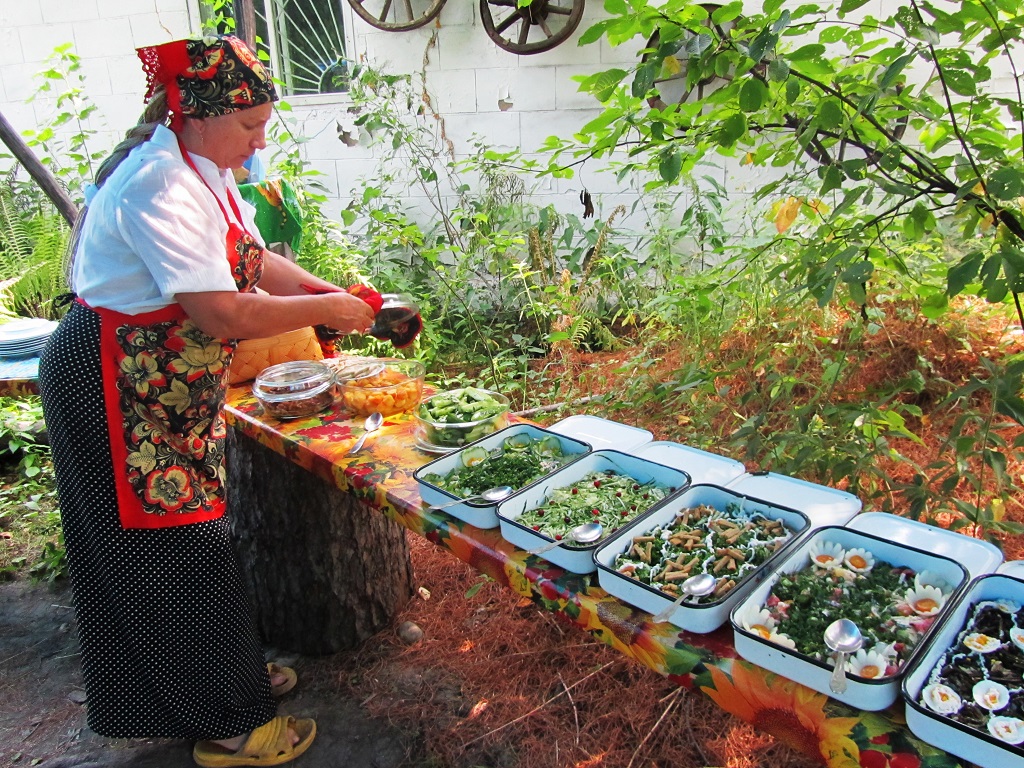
[253,360,336,420]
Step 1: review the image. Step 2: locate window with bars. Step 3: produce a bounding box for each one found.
[206,1,351,97]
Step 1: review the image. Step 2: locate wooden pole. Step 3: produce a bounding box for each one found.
[0,110,79,226]
[234,0,258,48]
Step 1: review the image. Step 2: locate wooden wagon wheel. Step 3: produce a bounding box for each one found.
[347,0,446,31]
[641,4,742,110]
[480,0,586,55]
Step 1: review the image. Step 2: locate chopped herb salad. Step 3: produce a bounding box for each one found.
[735,540,955,679]
[516,471,673,546]
[421,434,572,499]
[613,503,794,604]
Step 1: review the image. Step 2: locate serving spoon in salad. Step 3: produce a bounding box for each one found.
[652,572,718,624]
[427,485,513,512]
[529,521,604,556]
[824,618,864,694]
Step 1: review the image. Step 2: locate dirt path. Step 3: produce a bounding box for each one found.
[0,578,423,768]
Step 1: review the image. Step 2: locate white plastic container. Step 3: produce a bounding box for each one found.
[496,450,690,574]
[730,515,976,711]
[413,424,590,529]
[594,484,809,633]
[902,572,1023,768]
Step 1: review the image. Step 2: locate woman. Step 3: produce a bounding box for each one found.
[38,35,373,767]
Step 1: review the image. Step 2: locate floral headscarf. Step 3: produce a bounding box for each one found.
[136,35,277,132]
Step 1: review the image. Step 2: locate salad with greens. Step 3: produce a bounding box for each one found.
[421,433,572,499]
[735,540,955,679]
[516,471,674,546]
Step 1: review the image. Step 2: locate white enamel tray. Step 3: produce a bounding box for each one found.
[902,573,1024,768]
[548,415,653,453]
[730,516,972,711]
[413,424,591,529]
[726,472,862,530]
[628,442,746,487]
[496,449,690,574]
[594,484,810,633]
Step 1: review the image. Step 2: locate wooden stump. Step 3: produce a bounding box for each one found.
[226,428,414,655]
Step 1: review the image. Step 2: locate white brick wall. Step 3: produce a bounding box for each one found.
[0,0,647,223]
[1,0,1017,237]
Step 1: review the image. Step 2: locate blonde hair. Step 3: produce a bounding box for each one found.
[66,88,171,280]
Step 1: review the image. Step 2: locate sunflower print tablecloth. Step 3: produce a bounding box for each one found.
[223,385,965,768]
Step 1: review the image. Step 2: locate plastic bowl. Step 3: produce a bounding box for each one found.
[415,388,511,448]
[253,360,336,420]
[338,358,425,417]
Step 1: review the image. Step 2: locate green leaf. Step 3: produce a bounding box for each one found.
[842,259,874,284]
[659,149,683,182]
[819,98,844,128]
[819,164,843,195]
[987,167,1024,200]
[785,78,800,104]
[788,43,826,60]
[839,0,871,12]
[878,54,914,91]
[578,19,617,46]
[717,113,748,147]
[584,68,628,102]
[748,28,779,63]
[944,69,977,97]
[738,78,767,112]
[997,395,1024,427]
[632,61,657,98]
[770,10,791,35]
[921,290,949,319]
[767,57,790,82]
[711,2,744,24]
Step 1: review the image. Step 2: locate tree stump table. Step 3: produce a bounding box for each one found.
[227,428,414,655]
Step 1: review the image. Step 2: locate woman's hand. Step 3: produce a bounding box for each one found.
[319,291,376,335]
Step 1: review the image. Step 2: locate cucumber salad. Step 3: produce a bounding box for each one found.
[613,503,794,603]
[421,433,572,498]
[516,471,674,547]
[417,388,509,446]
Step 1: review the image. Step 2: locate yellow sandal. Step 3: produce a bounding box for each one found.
[193,715,316,767]
[267,662,297,697]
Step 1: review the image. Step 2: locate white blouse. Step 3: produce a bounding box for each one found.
[72,124,264,314]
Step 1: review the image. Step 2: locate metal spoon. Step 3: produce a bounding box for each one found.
[346,411,383,456]
[427,485,514,512]
[529,521,605,556]
[824,619,864,694]
[652,572,718,624]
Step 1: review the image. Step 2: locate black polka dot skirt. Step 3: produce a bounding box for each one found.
[38,302,276,740]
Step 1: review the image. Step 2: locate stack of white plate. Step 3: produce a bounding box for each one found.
[0,318,57,359]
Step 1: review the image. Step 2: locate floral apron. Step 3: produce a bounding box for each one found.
[87,141,264,529]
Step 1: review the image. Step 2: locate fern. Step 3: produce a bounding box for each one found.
[0,181,70,320]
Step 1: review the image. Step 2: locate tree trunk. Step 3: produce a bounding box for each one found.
[0,110,79,226]
[227,428,414,655]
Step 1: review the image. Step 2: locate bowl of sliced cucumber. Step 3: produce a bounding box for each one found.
[415,387,511,449]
